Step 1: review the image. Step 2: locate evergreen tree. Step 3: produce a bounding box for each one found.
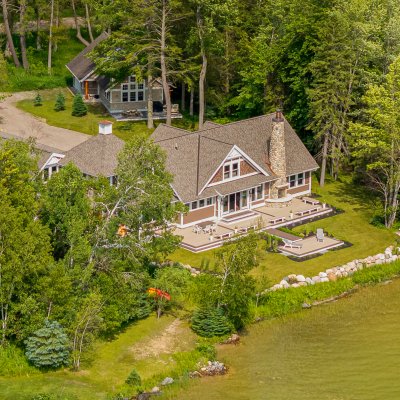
[125,368,142,386]
[34,93,42,107]
[71,94,87,116]
[54,92,65,112]
[25,320,70,369]
[191,307,234,337]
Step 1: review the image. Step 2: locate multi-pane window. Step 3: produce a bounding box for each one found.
[121,76,145,103]
[251,185,263,201]
[189,197,214,210]
[223,158,240,180]
[288,173,305,188]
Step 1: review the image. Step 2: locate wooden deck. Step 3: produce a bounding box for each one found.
[278,235,344,258]
[175,198,334,253]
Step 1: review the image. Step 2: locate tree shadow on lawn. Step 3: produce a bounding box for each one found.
[325,178,378,215]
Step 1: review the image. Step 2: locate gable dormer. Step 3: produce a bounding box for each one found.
[206,146,264,187]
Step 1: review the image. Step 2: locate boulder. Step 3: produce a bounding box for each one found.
[320,277,329,283]
[305,277,313,285]
[280,279,290,287]
[298,281,307,287]
[296,275,306,282]
[302,302,312,309]
[151,387,161,393]
[287,274,297,284]
[161,377,174,386]
[291,283,300,288]
[327,272,337,282]
[312,276,321,283]
[319,272,328,278]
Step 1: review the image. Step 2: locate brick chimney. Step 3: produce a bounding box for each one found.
[269,110,287,199]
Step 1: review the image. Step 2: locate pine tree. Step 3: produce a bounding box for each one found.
[34,93,42,107]
[125,368,142,386]
[71,94,87,116]
[191,307,234,337]
[54,92,65,112]
[25,320,70,369]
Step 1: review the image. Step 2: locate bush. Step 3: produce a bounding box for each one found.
[33,93,42,106]
[125,368,142,386]
[191,307,234,337]
[54,92,66,111]
[71,94,87,116]
[25,320,70,369]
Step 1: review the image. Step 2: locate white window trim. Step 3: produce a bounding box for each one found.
[288,172,305,188]
[121,75,146,103]
[186,197,215,211]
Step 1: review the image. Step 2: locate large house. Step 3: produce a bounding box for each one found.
[66,33,168,119]
[151,111,319,228]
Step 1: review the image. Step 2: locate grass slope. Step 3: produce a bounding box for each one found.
[169,176,396,283]
[0,315,197,400]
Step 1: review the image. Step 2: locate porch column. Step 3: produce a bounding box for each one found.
[85,81,89,100]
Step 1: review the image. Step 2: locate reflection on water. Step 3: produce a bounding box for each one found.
[174,280,400,400]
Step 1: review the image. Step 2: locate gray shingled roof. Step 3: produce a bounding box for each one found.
[66,32,109,81]
[151,114,318,203]
[0,131,64,170]
[60,133,124,177]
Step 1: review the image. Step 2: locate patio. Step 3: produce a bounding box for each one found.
[278,235,344,258]
[175,197,334,252]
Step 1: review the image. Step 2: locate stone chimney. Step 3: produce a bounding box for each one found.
[269,110,287,199]
[99,120,113,135]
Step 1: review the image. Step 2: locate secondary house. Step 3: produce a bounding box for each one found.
[66,33,179,120]
[151,111,320,229]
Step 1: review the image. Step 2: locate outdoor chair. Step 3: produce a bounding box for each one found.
[192,225,202,234]
[282,238,303,249]
[316,228,325,242]
[211,224,217,233]
[203,225,211,234]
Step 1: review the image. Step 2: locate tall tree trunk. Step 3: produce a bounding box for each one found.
[35,8,41,50]
[319,133,329,187]
[85,3,94,42]
[71,0,90,46]
[190,86,194,117]
[160,0,172,126]
[147,74,154,129]
[224,28,230,94]
[48,0,54,74]
[197,6,207,130]
[19,0,29,70]
[1,0,20,67]
[181,82,186,112]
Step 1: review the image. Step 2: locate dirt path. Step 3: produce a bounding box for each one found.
[131,319,194,360]
[0,92,89,151]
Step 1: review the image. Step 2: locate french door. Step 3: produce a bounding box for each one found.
[223,190,249,214]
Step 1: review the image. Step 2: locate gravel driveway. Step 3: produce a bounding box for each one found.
[0,92,89,151]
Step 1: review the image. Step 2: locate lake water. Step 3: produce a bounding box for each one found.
[175,280,400,399]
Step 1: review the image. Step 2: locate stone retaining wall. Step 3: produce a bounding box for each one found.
[263,246,398,293]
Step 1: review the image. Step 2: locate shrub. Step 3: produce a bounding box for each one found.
[191,307,234,337]
[195,341,216,360]
[54,92,66,111]
[25,320,70,369]
[33,93,42,106]
[71,94,87,116]
[125,368,142,386]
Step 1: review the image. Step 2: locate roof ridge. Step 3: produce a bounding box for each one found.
[198,114,275,133]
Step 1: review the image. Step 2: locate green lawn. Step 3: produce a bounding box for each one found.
[0,315,197,399]
[169,176,396,283]
[16,89,198,141]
